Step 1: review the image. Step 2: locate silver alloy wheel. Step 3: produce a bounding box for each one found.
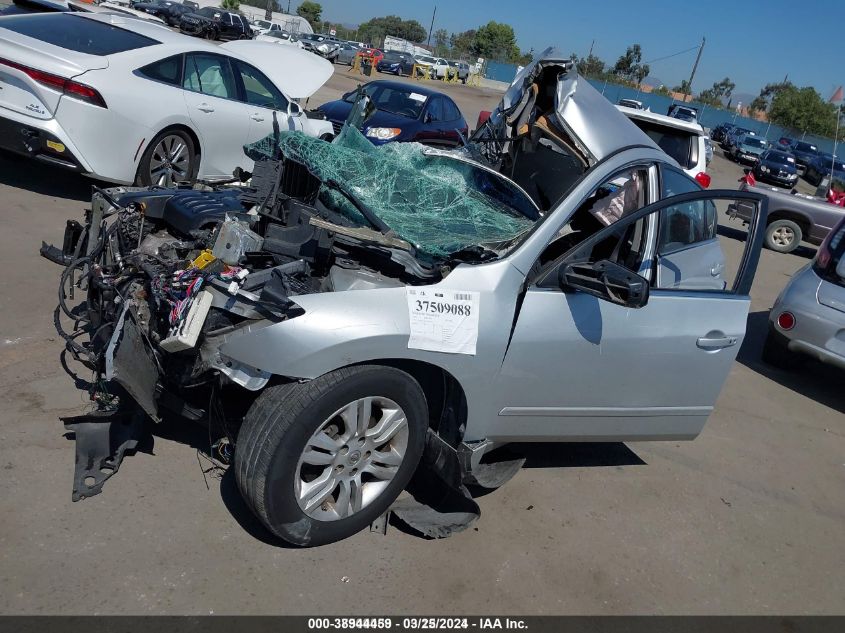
[295,396,409,521]
[771,225,795,247]
[148,135,190,186]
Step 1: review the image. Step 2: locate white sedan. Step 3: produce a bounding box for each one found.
[0,12,334,185]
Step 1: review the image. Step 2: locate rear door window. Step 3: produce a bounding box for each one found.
[183,53,237,99]
[426,97,444,122]
[0,14,159,55]
[442,98,461,122]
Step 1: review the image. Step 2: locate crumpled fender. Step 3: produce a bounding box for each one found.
[218,286,416,380]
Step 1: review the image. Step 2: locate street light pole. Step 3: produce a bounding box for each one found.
[427,6,436,47]
[683,37,705,102]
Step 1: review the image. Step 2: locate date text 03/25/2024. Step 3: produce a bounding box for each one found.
[307,617,528,630]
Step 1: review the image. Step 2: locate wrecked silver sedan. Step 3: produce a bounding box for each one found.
[45,51,768,546]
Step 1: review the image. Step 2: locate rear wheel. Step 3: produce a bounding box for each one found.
[135,129,197,187]
[765,219,802,253]
[235,365,427,546]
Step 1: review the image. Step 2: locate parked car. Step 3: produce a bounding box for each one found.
[250,18,283,36]
[181,0,197,8]
[134,0,190,26]
[179,7,252,41]
[376,50,414,75]
[318,80,468,146]
[299,33,340,61]
[804,152,845,186]
[335,42,360,65]
[43,51,768,546]
[414,54,448,78]
[729,133,769,163]
[763,214,845,370]
[618,98,644,109]
[783,140,819,174]
[752,149,799,187]
[722,126,753,151]
[729,182,845,252]
[617,106,708,181]
[0,14,334,184]
[667,104,698,122]
[710,122,735,143]
[255,30,303,48]
[445,60,470,83]
[0,0,70,14]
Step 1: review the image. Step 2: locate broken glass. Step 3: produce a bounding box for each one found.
[245,127,537,259]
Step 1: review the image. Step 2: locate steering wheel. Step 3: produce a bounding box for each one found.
[397,107,418,118]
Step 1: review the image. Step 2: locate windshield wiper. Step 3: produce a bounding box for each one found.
[323,178,391,234]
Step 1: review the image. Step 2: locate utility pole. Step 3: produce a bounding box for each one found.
[427,6,436,47]
[588,39,594,58]
[683,36,705,102]
[286,0,290,14]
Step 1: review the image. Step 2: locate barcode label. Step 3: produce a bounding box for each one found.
[406,288,480,355]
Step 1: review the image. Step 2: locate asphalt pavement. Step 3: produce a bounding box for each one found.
[0,67,843,615]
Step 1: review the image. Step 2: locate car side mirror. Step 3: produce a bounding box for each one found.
[287,101,302,117]
[424,112,434,123]
[559,259,649,309]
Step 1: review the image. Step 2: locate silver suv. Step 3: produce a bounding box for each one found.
[47,51,767,546]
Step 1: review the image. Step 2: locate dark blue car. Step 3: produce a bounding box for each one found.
[318,80,468,147]
[804,152,845,186]
[751,149,799,187]
[376,51,415,76]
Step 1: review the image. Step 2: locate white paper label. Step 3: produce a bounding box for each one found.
[408,92,427,102]
[406,288,480,355]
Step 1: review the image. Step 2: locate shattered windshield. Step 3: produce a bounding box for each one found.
[245,127,538,259]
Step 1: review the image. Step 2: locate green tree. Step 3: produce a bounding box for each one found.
[672,79,691,95]
[450,29,476,57]
[768,84,838,136]
[652,85,671,97]
[296,1,322,29]
[433,28,449,56]
[220,0,239,9]
[613,44,645,82]
[358,15,426,45]
[697,77,735,107]
[471,21,521,62]
[576,53,605,78]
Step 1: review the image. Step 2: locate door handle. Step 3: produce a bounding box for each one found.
[250,113,265,122]
[696,334,738,350]
[196,103,215,113]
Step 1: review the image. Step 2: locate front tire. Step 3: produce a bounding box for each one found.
[235,365,428,546]
[135,129,197,187]
[765,219,803,253]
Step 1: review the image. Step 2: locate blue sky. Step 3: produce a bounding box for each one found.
[311,0,842,100]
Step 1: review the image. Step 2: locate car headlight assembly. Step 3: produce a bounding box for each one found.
[365,127,402,140]
[761,166,770,173]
